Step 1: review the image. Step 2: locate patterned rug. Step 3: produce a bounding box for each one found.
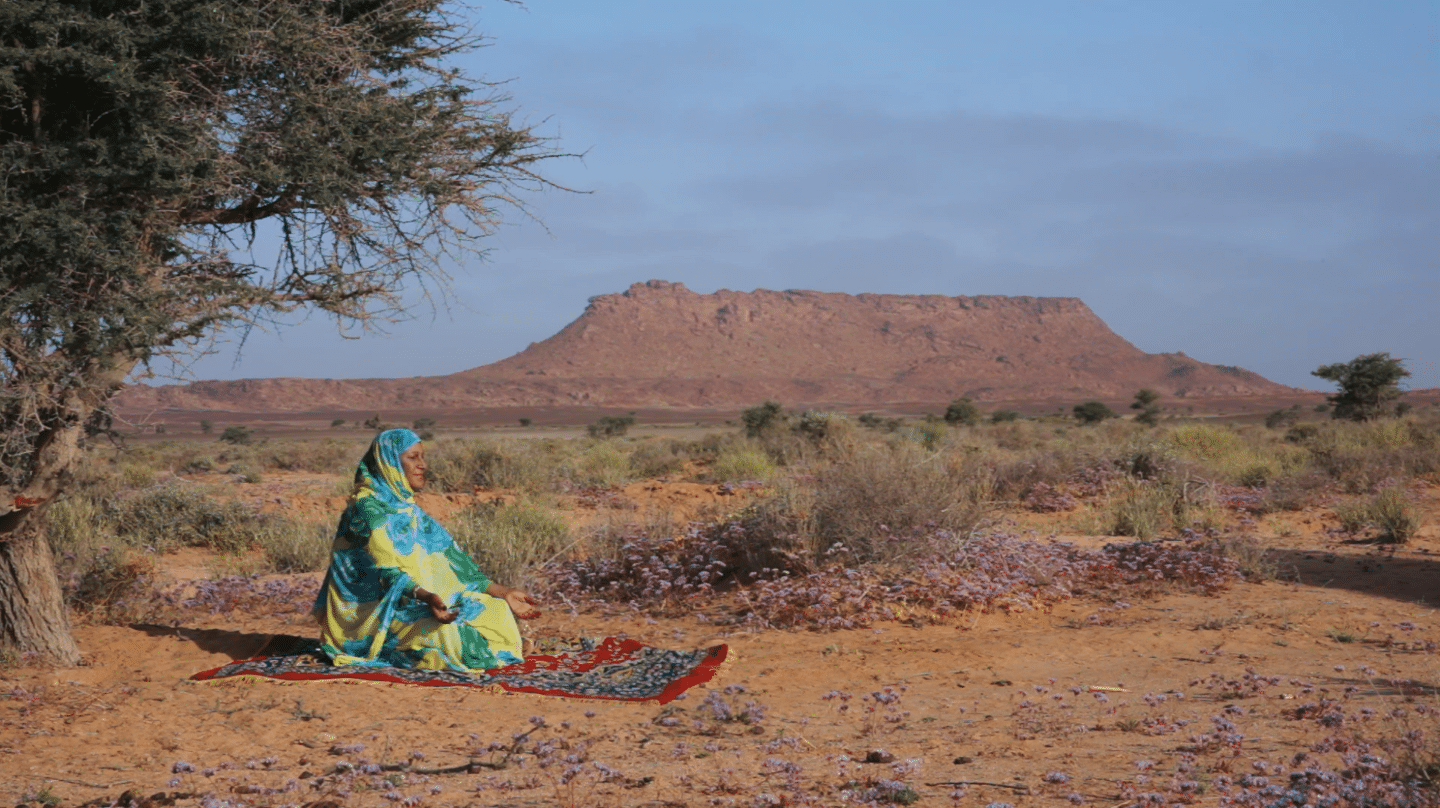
[191,636,729,704]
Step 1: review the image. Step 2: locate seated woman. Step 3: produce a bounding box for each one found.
[313,428,540,670]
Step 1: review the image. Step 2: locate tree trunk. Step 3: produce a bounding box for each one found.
[0,378,116,667]
[0,505,81,665]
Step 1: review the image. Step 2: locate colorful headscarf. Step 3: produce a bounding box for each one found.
[344,428,452,557]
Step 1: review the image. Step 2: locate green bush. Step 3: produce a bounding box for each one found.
[1131,389,1162,426]
[1163,424,1245,462]
[219,425,254,445]
[427,439,557,493]
[110,481,263,553]
[740,400,785,438]
[943,397,981,426]
[1095,476,1217,539]
[1336,487,1421,543]
[905,419,948,451]
[255,514,336,573]
[587,414,635,438]
[793,410,855,444]
[1073,401,1116,424]
[628,438,691,479]
[1313,352,1409,422]
[802,440,991,563]
[710,445,778,483]
[572,442,632,487]
[262,438,365,475]
[1265,409,1299,429]
[450,497,573,593]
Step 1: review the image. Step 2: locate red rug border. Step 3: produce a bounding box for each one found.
[191,640,729,704]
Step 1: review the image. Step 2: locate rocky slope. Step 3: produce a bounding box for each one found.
[117,280,1301,412]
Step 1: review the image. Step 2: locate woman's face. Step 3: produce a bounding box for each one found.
[399,443,427,492]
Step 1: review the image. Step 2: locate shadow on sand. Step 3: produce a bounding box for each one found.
[130,624,310,661]
[1265,546,1440,610]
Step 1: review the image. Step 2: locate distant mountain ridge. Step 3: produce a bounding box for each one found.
[117,280,1301,412]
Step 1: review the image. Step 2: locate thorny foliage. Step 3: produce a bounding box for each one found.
[0,0,561,492]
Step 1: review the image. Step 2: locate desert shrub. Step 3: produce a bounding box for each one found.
[450,497,572,593]
[1163,423,1246,462]
[1371,487,1423,542]
[426,439,499,491]
[688,430,747,463]
[1073,400,1115,424]
[943,397,981,426]
[1336,487,1422,543]
[587,414,635,438]
[710,445,778,483]
[990,409,1020,424]
[570,441,633,487]
[1262,470,1332,511]
[62,546,159,624]
[1302,419,1439,492]
[1130,388,1162,425]
[1264,408,1300,429]
[426,439,556,493]
[985,418,1060,452]
[45,492,162,622]
[1100,478,1176,539]
[904,419,948,451]
[255,514,336,573]
[119,463,156,488]
[801,440,991,563]
[219,425,254,445]
[110,481,264,553]
[858,412,904,431]
[1208,534,1280,582]
[628,438,691,479]
[262,438,364,474]
[740,400,786,438]
[793,410,856,445]
[1091,473,1219,539]
[226,462,263,483]
[177,456,216,474]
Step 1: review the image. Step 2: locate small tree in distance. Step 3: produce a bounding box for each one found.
[1312,353,1410,422]
[1074,401,1116,425]
[1131,389,1162,426]
[943,397,982,426]
[219,425,254,445]
[741,401,786,438]
[588,415,635,438]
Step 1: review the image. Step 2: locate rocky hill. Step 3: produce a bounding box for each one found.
[116,280,1302,413]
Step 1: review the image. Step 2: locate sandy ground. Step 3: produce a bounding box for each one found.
[3,481,1438,807]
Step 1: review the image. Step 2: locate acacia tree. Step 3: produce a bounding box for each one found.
[0,0,558,662]
[1312,353,1410,422]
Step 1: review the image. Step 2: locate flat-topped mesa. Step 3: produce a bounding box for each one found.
[478,281,1132,380]
[463,280,1289,401]
[116,280,1301,413]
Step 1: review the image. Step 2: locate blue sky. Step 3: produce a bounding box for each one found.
[183,0,1440,391]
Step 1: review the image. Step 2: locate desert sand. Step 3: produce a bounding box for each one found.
[3,474,1438,807]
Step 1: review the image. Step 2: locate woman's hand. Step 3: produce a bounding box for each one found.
[484,583,542,619]
[415,587,458,624]
[504,589,541,620]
